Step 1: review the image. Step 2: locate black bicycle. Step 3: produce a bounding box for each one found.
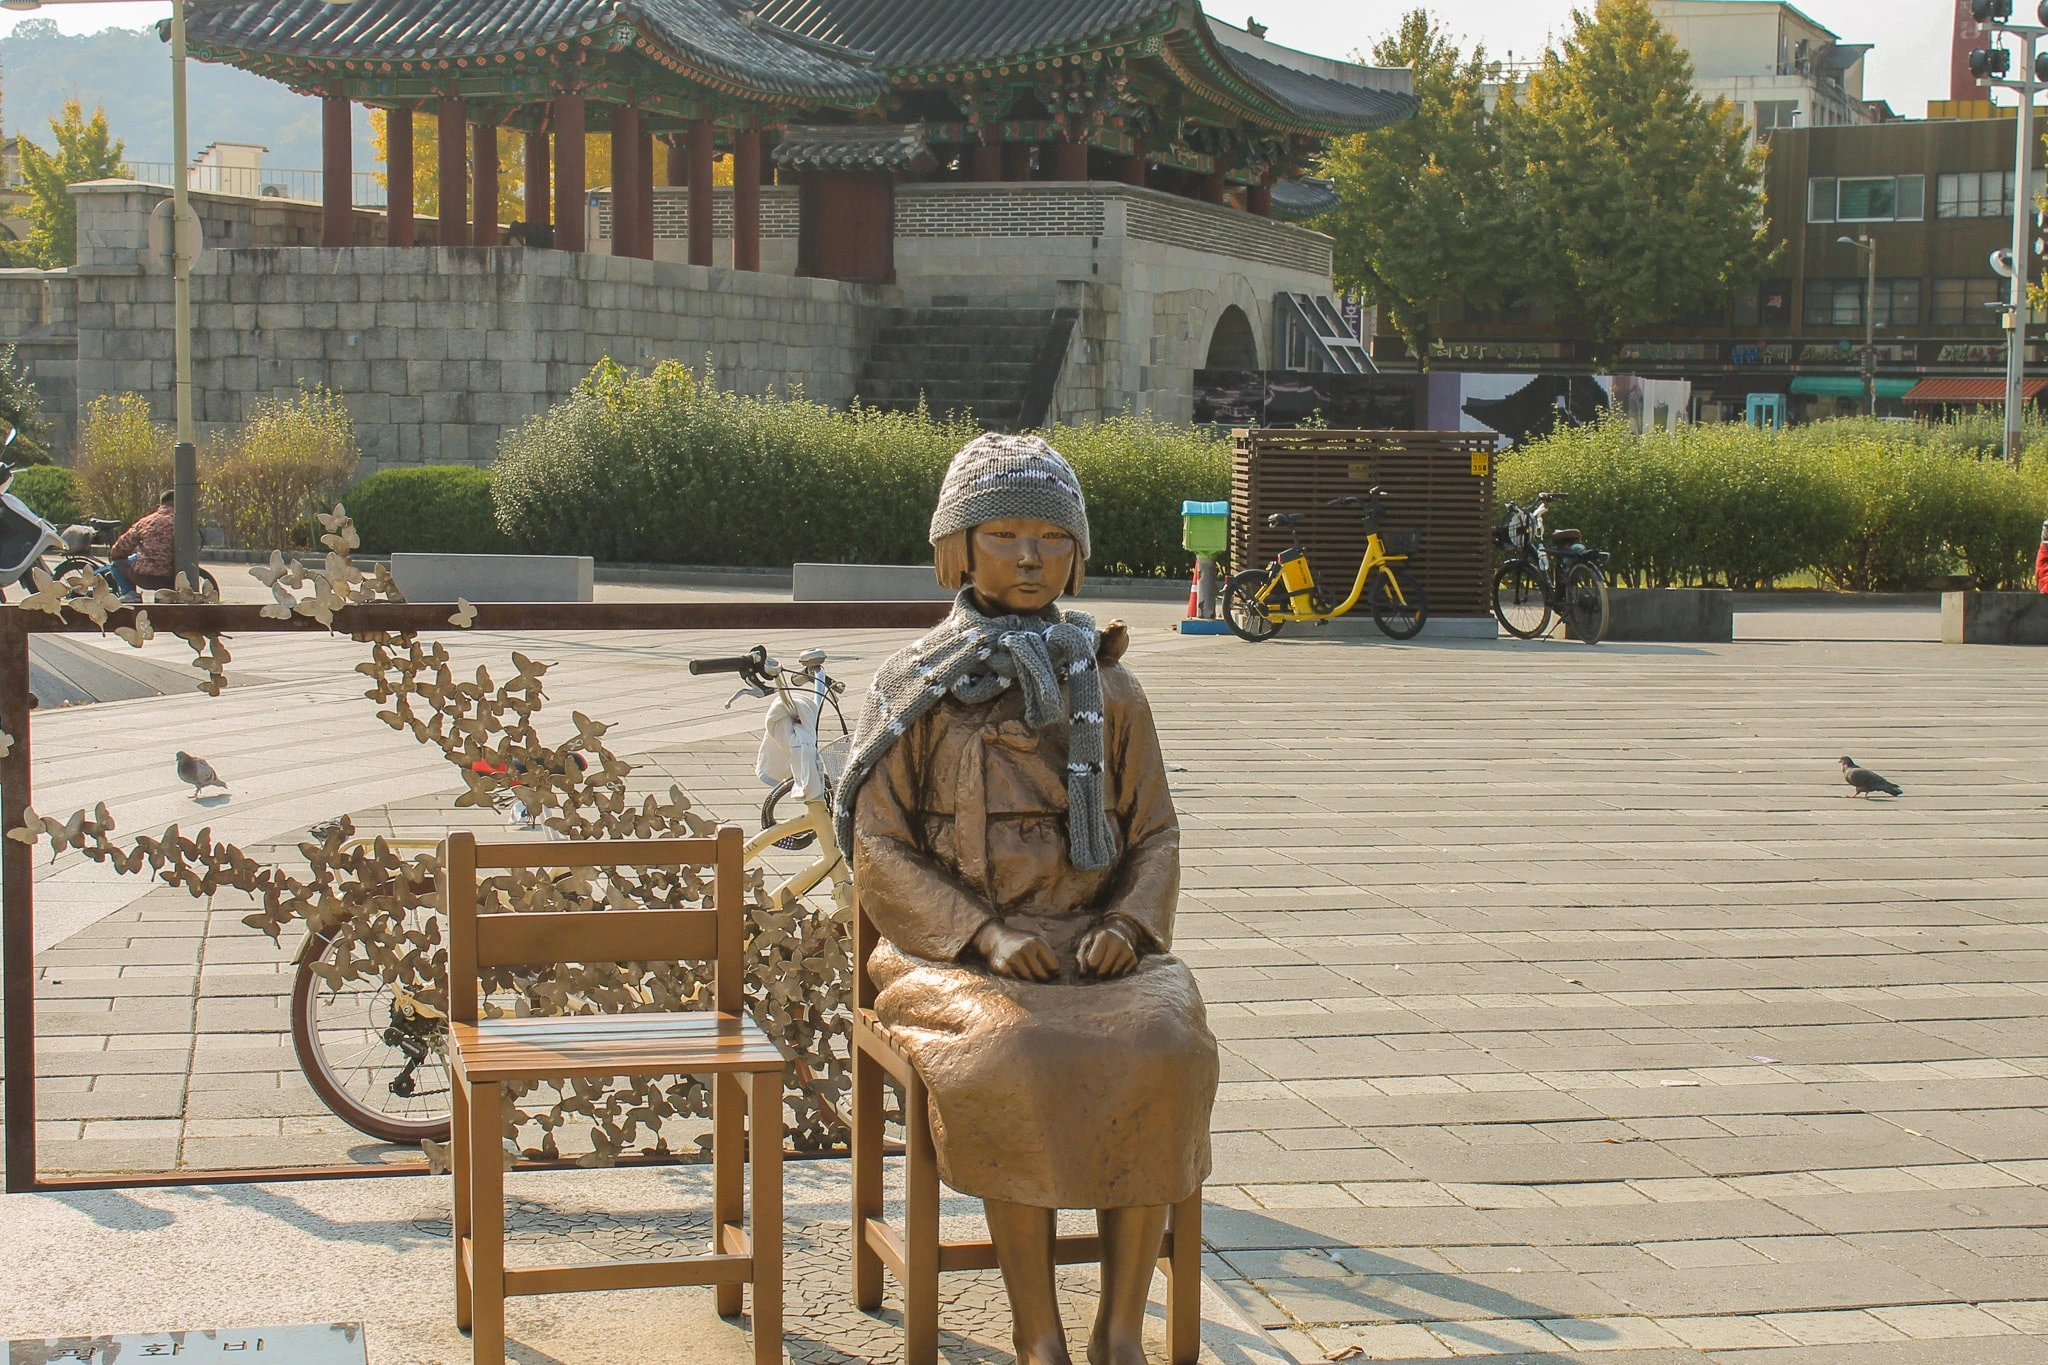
[1492,491,1611,644]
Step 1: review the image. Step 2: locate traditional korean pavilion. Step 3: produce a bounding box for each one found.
[181,0,1416,279]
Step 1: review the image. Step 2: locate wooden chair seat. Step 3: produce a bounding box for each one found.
[445,829,784,1365]
[451,1011,785,1083]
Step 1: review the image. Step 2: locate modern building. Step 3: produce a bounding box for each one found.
[1396,112,2045,430]
[1649,0,1879,139]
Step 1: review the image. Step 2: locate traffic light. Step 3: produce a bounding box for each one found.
[2037,48,2048,81]
[1972,46,2013,78]
[1973,0,2013,21]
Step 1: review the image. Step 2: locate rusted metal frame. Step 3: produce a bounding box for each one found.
[2,598,948,1193]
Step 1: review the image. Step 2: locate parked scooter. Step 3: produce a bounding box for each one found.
[0,429,62,601]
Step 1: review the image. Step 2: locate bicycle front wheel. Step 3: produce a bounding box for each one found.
[292,923,451,1144]
[1563,560,1611,644]
[1367,567,1427,640]
[1223,570,1285,642]
[1493,560,1551,640]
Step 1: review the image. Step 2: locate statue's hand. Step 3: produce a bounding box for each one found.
[974,920,1060,981]
[1079,918,1141,979]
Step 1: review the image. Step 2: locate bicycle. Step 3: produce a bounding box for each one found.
[289,643,856,1145]
[1222,486,1428,642]
[1492,491,1612,644]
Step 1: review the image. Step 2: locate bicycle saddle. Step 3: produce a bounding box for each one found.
[1266,512,1308,527]
[1549,528,1583,546]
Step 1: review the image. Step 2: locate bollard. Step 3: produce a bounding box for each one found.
[173,441,197,588]
[1195,555,1218,619]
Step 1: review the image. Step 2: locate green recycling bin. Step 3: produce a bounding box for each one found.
[1182,500,1229,556]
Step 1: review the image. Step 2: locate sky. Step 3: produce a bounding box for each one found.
[0,0,1963,119]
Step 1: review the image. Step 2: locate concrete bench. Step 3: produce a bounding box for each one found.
[1942,591,2048,645]
[1581,588,1734,643]
[792,563,953,602]
[389,552,593,603]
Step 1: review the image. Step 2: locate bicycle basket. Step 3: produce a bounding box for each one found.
[1381,528,1422,556]
[1492,524,1513,550]
[819,735,850,787]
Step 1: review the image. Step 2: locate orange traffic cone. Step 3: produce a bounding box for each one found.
[1186,567,1200,619]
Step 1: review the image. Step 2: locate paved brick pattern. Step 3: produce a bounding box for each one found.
[12,600,2048,1360]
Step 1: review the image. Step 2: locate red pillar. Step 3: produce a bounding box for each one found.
[732,129,761,272]
[637,128,655,260]
[1200,173,1226,205]
[387,103,414,246]
[666,135,687,187]
[322,95,353,247]
[1001,141,1033,181]
[611,105,639,257]
[1053,140,1089,182]
[687,119,714,267]
[971,141,1002,181]
[1121,152,1146,187]
[553,94,585,251]
[1247,183,1272,217]
[472,122,498,245]
[524,128,549,228]
[436,96,468,246]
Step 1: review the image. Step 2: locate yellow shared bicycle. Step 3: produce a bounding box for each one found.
[1222,487,1428,642]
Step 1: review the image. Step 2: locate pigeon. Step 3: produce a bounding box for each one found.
[175,751,227,797]
[1840,756,1902,798]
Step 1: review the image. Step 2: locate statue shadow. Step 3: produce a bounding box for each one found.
[1204,1206,1617,1353]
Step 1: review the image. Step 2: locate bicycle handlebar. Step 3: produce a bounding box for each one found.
[688,646,769,678]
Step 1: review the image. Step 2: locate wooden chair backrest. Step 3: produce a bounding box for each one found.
[443,826,745,1026]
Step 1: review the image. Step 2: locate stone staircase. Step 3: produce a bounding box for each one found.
[855,304,1076,430]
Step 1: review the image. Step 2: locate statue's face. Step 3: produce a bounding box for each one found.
[968,517,1076,613]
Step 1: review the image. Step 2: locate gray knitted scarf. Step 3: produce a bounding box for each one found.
[833,589,1118,872]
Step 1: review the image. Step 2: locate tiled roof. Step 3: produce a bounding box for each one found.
[1212,45,1417,130]
[180,0,890,103]
[773,123,933,170]
[747,0,1174,68]
[1269,177,1339,221]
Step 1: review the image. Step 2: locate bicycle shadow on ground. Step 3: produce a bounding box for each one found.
[1202,1207,1617,1353]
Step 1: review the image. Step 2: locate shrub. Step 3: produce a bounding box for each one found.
[0,345,52,466]
[8,464,80,526]
[203,386,359,552]
[493,361,1229,577]
[1500,415,2048,591]
[74,393,172,525]
[347,466,509,554]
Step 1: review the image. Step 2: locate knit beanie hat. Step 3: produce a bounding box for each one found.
[928,433,1091,561]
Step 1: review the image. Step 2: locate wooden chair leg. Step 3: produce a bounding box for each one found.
[903,1070,940,1365]
[851,1041,884,1310]
[452,1066,473,1332]
[749,1069,784,1365]
[714,1072,746,1318]
[468,1080,506,1365]
[1166,1192,1202,1365]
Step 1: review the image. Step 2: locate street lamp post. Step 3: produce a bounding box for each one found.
[1,0,353,577]
[1966,0,2048,464]
[1837,234,1877,416]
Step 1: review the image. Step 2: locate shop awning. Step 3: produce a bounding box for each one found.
[1789,376,1917,399]
[1902,378,2048,403]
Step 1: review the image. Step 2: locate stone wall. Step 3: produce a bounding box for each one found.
[0,269,79,456]
[63,182,883,470]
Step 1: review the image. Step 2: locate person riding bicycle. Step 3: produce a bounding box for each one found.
[2036,518,2047,594]
[104,489,176,604]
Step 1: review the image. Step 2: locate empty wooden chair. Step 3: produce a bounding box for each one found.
[445,827,786,1365]
[848,888,1203,1365]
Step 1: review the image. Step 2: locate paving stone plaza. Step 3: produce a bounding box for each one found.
[2,582,2044,1362]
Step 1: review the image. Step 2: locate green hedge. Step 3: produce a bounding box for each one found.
[346,466,509,555]
[10,465,81,527]
[492,361,1230,578]
[1499,417,2048,591]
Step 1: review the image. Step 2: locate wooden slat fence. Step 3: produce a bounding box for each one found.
[1231,430,1499,619]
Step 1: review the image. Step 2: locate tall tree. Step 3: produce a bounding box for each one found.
[1317,11,1499,368]
[6,98,126,267]
[1495,0,1769,361]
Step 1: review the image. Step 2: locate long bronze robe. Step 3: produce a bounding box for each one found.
[851,647,1218,1209]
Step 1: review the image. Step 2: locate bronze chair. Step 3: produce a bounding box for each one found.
[445,827,786,1365]
[849,888,1203,1365]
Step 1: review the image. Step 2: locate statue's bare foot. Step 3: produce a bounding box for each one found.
[1017,1331,1075,1365]
[1085,1324,1148,1365]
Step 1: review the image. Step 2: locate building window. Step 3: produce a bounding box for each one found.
[1937,171,2016,219]
[1754,100,1800,132]
[1733,277,1793,327]
[1809,176,1926,223]
[1803,278,1921,327]
[1932,276,2004,324]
